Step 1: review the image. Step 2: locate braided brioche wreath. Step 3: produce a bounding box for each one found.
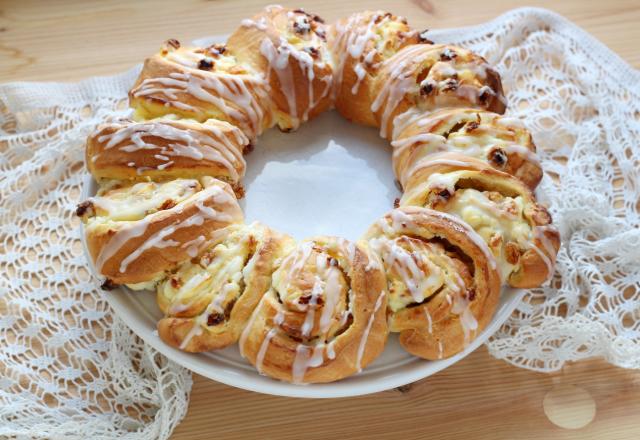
[77,6,560,384]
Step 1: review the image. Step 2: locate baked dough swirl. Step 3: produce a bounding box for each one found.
[328,10,420,126]
[400,152,560,287]
[87,118,248,189]
[238,237,388,383]
[364,207,500,359]
[78,177,243,286]
[129,39,274,139]
[391,108,543,190]
[227,5,334,131]
[372,44,507,139]
[156,223,294,352]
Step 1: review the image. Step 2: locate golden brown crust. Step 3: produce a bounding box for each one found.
[391,108,543,189]
[81,177,243,285]
[156,223,295,352]
[372,44,507,139]
[128,42,274,139]
[86,119,248,185]
[227,6,333,131]
[400,152,560,288]
[328,11,419,126]
[363,206,501,360]
[238,236,388,383]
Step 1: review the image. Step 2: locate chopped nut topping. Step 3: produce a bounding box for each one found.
[303,46,319,58]
[298,295,324,306]
[170,277,181,289]
[479,87,495,103]
[394,198,400,208]
[489,233,503,249]
[207,313,225,326]
[505,242,521,265]
[242,142,254,155]
[418,30,433,44]
[198,58,214,71]
[75,200,94,217]
[101,279,117,291]
[160,199,176,210]
[466,121,480,131]
[206,43,226,56]
[165,38,180,50]
[489,148,508,168]
[315,28,326,41]
[485,191,505,203]
[442,78,459,91]
[438,189,451,200]
[420,80,435,95]
[440,48,457,61]
[467,289,477,301]
[531,205,552,224]
[293,16,311,34]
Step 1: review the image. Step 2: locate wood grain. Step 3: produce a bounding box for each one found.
[1,1,639,439]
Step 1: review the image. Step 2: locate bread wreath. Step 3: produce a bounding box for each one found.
[77,6,560,383]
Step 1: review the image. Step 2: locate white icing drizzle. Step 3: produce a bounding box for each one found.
[355,290,385,372]
[438,340,444,359]
[371,58,411,138]
[95,184,235,274]
[181,235,206,258]
[255,328,277,374]
[301,275,322,337]
[179,318,204,350]
[351,63,367,94]
[241,17,268,31]
[94,121,247,180]
[422,209,499,271]
[259,35,332,126]
[451,293,478,347]
[239,298,263,358]
[530,225,559,279]
[331,12,391,99]
[373,44,497,138]
[132,70,268,138]
[291,343,325,384]
[425,308,433,334]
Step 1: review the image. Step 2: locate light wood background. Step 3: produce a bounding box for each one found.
[2,0,639,439]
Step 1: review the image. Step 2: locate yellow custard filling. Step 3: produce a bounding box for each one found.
[371,236,467,312]
[88,178,201,223]
[444,187,532,280]
[157,225,255,318]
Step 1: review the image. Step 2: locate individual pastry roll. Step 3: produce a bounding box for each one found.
[400,152,560,288]
[227,5,334,131]
[239,237,388,383]
[86,118,248,189]
[328,10,420,126]
[363,207,501,360]
[129,39,274,139]
[392,108,543,189]
[372,44,507,138]
[76,176,243,286]
[156,223,295,352]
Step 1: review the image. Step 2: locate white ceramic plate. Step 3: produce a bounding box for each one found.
[81,111,524,398]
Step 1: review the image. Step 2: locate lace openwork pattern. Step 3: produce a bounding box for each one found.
[0,7,638,439]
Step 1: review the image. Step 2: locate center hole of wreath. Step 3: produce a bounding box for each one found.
[240,111,400,241]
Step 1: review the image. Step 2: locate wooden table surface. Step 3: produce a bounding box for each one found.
[2,0,639,439]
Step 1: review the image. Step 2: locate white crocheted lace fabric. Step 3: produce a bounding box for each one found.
[0,7,638,439]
